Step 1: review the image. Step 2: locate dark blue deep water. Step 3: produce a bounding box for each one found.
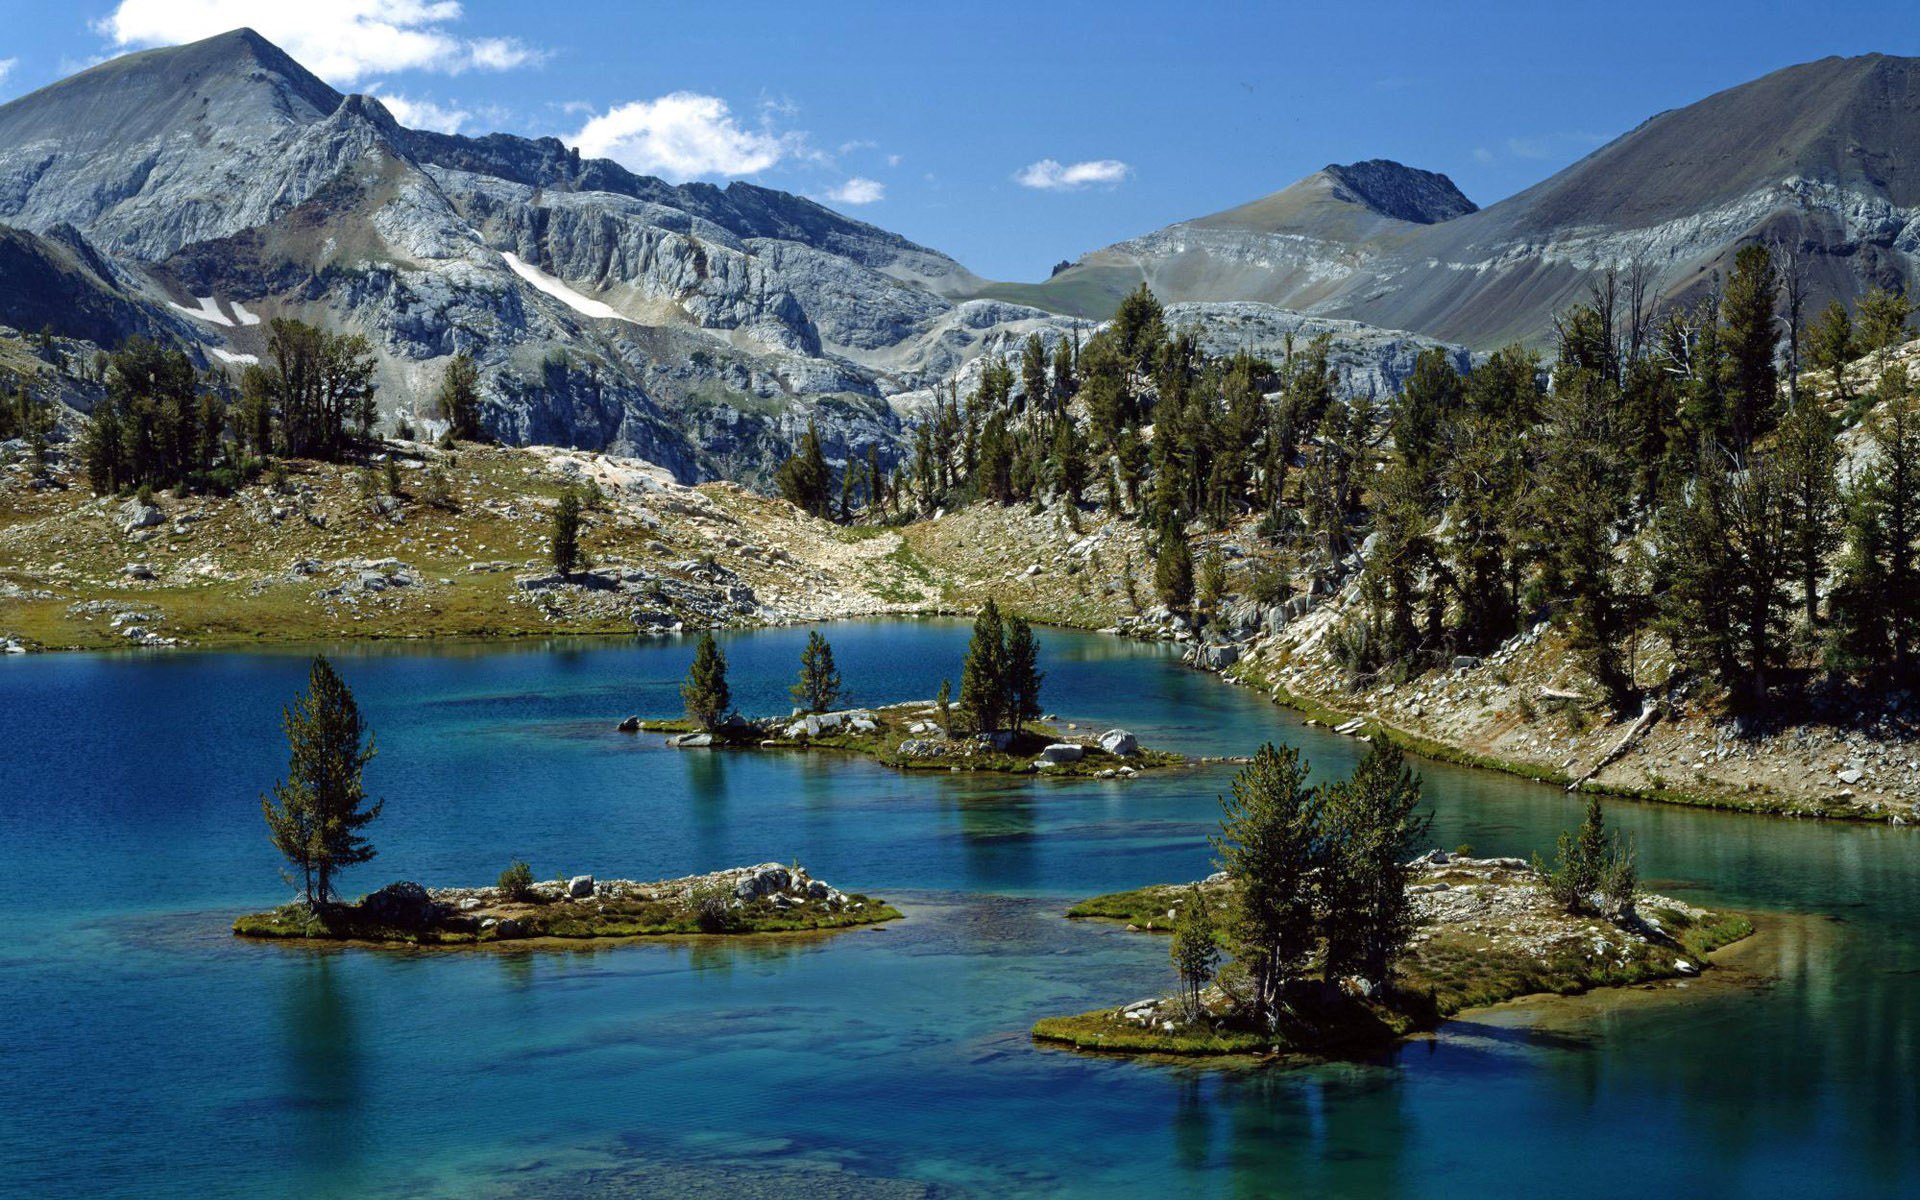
[1,620,1914,1198]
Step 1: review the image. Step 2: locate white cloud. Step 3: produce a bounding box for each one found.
[0,58,16,83]
[571,92,801,181]
[886,153,902,168]
[368,86,470,133]
[822,177,884,206]
[1014,158,1131,191]
[94,1,543,85]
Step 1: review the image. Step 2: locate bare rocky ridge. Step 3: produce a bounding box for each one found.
[1007,54,1920,348]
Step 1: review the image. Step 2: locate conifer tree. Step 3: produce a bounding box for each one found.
[1212,744,1321,1028]
[550,486,583,575]
[1719,243,1781,447]
[682,632,731,731]
[1169,886,1220,1021]
[1830,369,1920,676]
[959,599,1009,734]
[436,353,483,441]
[790,630,843,713]
[1808,300,1857,405]
[1777,398,1840,627]
[1320,742,1431,985]
[261,656,382,909]
[776,421,833,518]
[1856,286,1915,355]
[1154,531,1195,622]
[1003,616,1044,735]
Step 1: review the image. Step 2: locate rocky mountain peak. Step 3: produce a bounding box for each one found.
[1320,160,1477,224]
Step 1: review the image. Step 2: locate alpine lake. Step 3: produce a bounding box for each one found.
[2,619,1914,1199]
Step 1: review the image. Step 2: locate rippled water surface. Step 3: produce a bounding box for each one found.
[1,620,1914,1198]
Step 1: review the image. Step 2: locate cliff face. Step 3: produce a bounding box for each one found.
[0,30,1039,482]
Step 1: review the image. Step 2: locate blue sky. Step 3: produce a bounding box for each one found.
[1,1,1914,279]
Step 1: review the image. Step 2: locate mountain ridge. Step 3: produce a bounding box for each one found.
[989,52,1920,347]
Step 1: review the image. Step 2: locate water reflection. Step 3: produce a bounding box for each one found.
[276,952,365,1185]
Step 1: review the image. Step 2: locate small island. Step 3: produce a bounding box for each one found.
[634,604,1181,777]
[638,703,1179,777]
[1033,743,1755,1059]
[236,861,901,945]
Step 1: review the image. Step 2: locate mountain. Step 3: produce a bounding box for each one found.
[0,29,1072,481]
[977,159,1474,318]
[998,54,1920,349]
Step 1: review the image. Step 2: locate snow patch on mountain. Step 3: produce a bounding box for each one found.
[500,251,634,323]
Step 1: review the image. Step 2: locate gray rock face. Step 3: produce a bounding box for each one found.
[0,29,1484,488]
[1097,729,1139,756]
[1322,160,1478,225]
[1039,743,1085,764]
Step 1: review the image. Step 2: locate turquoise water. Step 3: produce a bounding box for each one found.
[0,620,1914,1198]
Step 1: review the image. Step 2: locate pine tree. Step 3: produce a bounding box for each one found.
[1856,286,1915,355]
[550,486,583,575]
[1048,417,1088,504]
[1537,796,1636,918]
[1532,368,1636,708]
[1154,531,1195,622]
[1777,398,1839,627]
[959,599,1009,734]
[1212,744,1322,1028]
[1169,886,1220,1021]
[1390,347,1465,505]
[681,632,732,731]
[260,656,382,909]
[1003,616,1044,735]
[436,353,483,441]
[1808,300,1857,405]
[1320,742,1431,985]
[1196,547,1226,630]
[1719,243,1781,447]
[1020,333,1049,411]
[776,421,833,518]
[1831,370,1920,677]
[790,630,843,713]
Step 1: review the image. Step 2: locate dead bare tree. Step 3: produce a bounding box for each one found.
[1771,236,1809,406]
